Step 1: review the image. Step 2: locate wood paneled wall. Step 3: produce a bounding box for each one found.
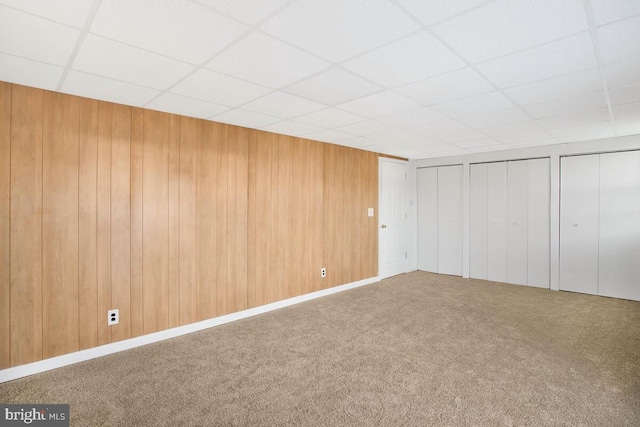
[0,82,379,368]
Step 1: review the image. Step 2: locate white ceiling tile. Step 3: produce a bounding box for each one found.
[523,92,607,119]
[343,31,465,87]
[211,108,282,128]
[242,92,325,119]
[171,69,271,107]
[596,15,640,65]
[284,68,381,105]
[420,144,467,156]
[616,122,640,137]
[548,122,615,139]
[261,0,419,62]
[338,91,421,118]
[495,131,555,144]
[339,136,380,149]
[412,119,470,137]
[206,32,329,88]
[589,0,640,26]
[432,0,589,63]
[603,59,640,89]
[304,129,354,143]
[295,108,365,128]
[0,53,64,90]
[0,6,80,66]
[613,101,640,121]
[91,0,246,65]
[61,70,161,106]
[538,108,611,129]
[73,35,193,89]
[431,91,515,119]
[480,120,546,137]
[503,68,603,105]
[195,0,291,25]
[260,120,322,136]
[368,129,425,145]
[477,32,597,88]
[335,120,391,137]
[452,138,503,148]
[436,129,488,143]
[377,107,448,128]
[386,148,433,160]
[457,107,531,128]
[397,67,494,105]
[395,0,491,26]
[0,0,95,28]
[146,93,228,119]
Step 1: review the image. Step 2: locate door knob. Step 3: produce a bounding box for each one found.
[381,224,387,229]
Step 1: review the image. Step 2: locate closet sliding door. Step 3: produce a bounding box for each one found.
[417,165,463,276]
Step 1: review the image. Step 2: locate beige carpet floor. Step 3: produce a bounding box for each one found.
[1,271,639,426]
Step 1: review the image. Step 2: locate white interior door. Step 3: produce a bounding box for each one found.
[470,163,488,280]
[598,150,640,301]
[527,158,550,288]
[417,167,438,273]
[379,158,408,279]
[559,155,599,295]
[487,162,508,283]
[507,160,528,286]
[437,165,463,276]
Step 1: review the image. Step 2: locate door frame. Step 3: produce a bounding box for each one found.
[378,157,410,279]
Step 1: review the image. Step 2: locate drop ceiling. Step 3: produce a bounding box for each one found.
[1,0,639,159]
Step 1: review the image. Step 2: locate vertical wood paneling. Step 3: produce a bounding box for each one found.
[292,138,309,297]
[179,117,197,325]
[216,124,229,316]
[196,120,216,320]
[0,82,11,368]
[110,104,131,342]
[42,91,79,359]
[247,131,257,309]
[96,101,112,346]
[78,98,98,350]
[130,108,144,338]
[2,83,380,368]
[235,127,249,311]
[168,114,180,328]
[227,127,238,313]
[0,82,11,369]
[142,110,169,334]
[309,140,324,293]
[323,144,339,289]
[10,85,43,366]
[277,135,291,300]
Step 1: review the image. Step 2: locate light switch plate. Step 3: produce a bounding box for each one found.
[368,208,374,217]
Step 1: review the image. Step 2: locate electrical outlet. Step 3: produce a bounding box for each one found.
[107,309,119,326]
[321,267,326,278]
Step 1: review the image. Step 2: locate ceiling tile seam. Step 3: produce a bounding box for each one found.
[417,0,500,28]
[593,10,640,28]
[582,0,617,136]
[0,50,65,70]
[55,69,166,97]
[140,0,298,109]
[386,0,554,143]
[422,27,557,142]
[494,65,602,92]
[0,3,86,30]
[55,0,103,91]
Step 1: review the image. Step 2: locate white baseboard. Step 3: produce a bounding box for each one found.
[0,276,379,383]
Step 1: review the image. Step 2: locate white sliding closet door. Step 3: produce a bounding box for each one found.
[487,162,508,283]
[559,155,600,295]
[438,165,463,276]
[470,164,488,280]
[507,161,528,285]
[417,168,438,273]
[470,159,550,287]
[527,158,550,288]
[598,151,640,301]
